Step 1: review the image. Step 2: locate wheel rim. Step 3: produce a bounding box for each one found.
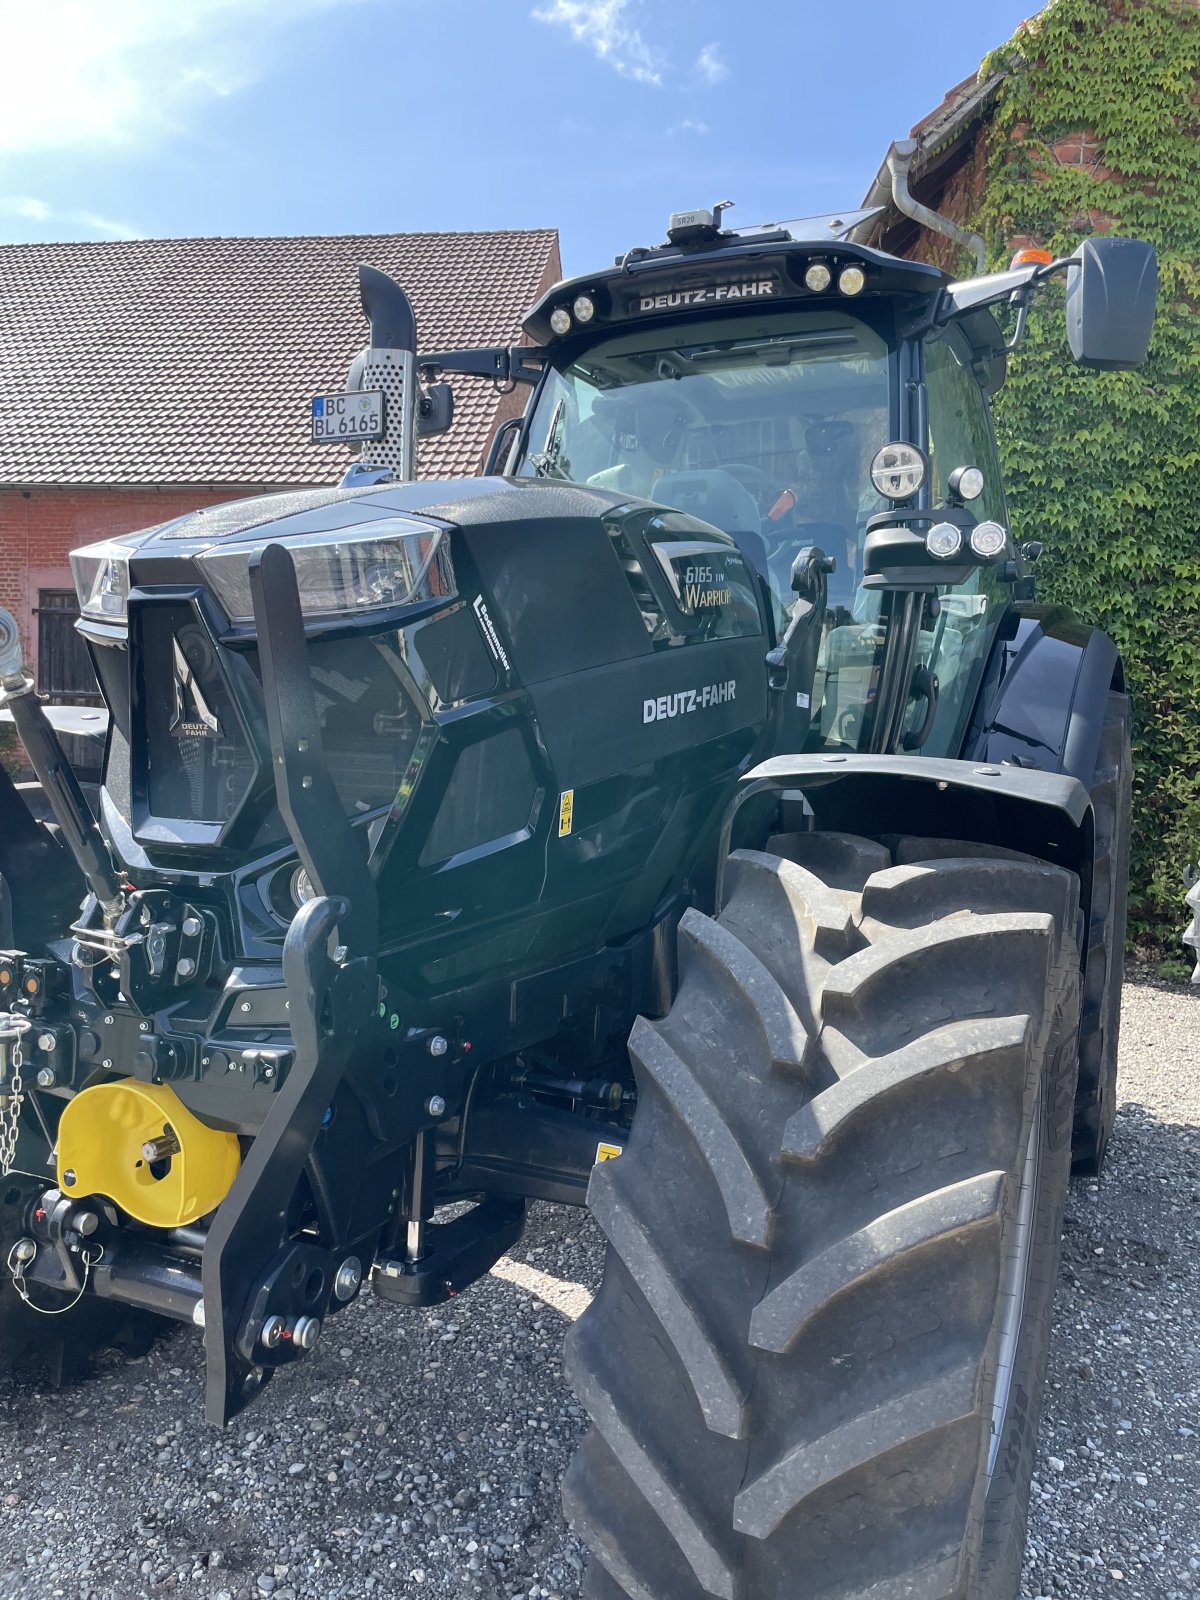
[987,1096,1042,1483]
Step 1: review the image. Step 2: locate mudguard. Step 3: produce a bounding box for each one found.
[721,753,1094,907]
[966,603,1121,787]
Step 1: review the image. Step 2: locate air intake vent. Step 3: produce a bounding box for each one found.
[138,603,257,827]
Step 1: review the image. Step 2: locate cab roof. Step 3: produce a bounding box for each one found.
[523,223,949,349]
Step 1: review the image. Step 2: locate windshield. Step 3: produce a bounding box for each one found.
[515,309,894,624]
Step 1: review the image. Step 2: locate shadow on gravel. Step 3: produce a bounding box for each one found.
[1023,1082,1200,1600]
[0,1202,603,1600]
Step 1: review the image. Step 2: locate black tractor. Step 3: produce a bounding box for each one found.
[0,200,1156,1600]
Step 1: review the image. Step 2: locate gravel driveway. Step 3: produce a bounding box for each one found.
[0,976,1195,1600]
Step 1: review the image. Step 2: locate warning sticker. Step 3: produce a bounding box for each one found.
[595,1142,622,1163]
[558,789,574,837]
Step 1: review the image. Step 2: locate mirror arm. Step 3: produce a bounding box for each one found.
[418,346,547,387]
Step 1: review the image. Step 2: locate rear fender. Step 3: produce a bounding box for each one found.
[966,604,1120,786]
[721,754,1094,924]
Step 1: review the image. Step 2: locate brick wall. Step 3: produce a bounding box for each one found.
[0,484,273,682]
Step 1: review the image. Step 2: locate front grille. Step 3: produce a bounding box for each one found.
[306,634,422,814]
[138,603,257,826]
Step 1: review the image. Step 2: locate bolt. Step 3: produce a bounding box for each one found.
[12,1237,35,1265]
[103,1015,114,1026]
[426,1094,447,1118]
[35,1067,56,1089]
[62,1169,76,1188]
[239,1001,252,1014]
[181,916,202,938]
[301,775,313,789]
[139,1021,150,1033]
[292,1315,321,1351]
[192,1298,206,1328]
[333,1257,362,1302]
[74,1211,99,1236]
[101,1058,113,1070]
[176,958,196,979]
[260,1314,286,1350]
[36,1032,55,1053]
[974,766,1002,777]
[428,1035,448,1057]
[201,1056,210,1067]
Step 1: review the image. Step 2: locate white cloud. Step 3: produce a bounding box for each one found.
[0,0,361,158]
[667,118,709,138]
[694,42,728,85]
[0,195,139,239]
[532,0,663,86]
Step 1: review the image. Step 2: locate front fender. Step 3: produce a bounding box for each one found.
[722,753,1094,913]
[966,604,1120,787]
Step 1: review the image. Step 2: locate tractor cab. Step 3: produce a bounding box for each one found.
[418,205,1155,761]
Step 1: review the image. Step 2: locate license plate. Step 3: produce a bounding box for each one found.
[311,390,385,442]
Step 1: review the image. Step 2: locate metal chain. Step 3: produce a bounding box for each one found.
[0,1018,31,1179]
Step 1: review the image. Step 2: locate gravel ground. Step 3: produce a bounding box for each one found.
[0,976,1195,1600]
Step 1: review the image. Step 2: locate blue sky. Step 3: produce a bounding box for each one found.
[0,0,1040,277]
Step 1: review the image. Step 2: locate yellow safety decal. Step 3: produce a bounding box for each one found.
[595,1142,622,1163]
[558,788,574,837]
[57,1079,240,1228]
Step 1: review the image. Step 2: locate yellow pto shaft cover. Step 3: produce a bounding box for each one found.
[57,1079,240,1227]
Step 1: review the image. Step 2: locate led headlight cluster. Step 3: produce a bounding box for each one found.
[72,519,453,629]
[970,521,1008,559]
[70,540,135,622]
[803,262,866,295]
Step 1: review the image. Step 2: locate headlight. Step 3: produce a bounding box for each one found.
[804,262,832,293]
[196,518,452,626]
[926,522,964,560]
[70,540,134,622]
[870,442,927,501]
[549,307,572,335]
[573,295,595,323]
[969,521,1008,559]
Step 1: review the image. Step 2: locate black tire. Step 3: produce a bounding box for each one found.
[1072,692,1131,1173]
[563,831,1081,1600]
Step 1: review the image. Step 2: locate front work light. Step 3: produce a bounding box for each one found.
[970,521,1008,559]
[573,295,595,323]
[926,522,964,560]
[837,266,866,296]
[804,262,832,293]
[196,518,452,626]
[870,442,927,501]
[948,465,985,503]
[549,307,572,335]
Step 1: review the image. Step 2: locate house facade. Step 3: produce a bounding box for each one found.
[0,227,561,700]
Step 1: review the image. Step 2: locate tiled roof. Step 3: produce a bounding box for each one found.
[0,229,560,487]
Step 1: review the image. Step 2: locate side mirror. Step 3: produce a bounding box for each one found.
[1066,236,1157,371]
[417,381,454,438]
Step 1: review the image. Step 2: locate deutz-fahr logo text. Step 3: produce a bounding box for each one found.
[637,280,776,313]
[644,680,736,723]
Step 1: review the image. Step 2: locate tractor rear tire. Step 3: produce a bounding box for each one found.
[564,832,1081,1600]
[1072,692,1131,1173]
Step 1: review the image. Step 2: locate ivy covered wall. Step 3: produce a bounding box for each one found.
[972,0,1200,953]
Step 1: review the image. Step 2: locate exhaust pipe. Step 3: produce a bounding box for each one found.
[354,265,418,481]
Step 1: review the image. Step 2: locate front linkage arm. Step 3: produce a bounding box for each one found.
[202,545,380,1424]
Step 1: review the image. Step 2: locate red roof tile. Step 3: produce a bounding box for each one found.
[0,229,560,487]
